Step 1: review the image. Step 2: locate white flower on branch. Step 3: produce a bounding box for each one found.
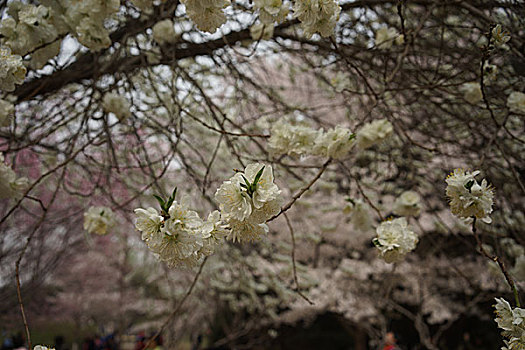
[181,0,229,33]
[225,217,269,243]
[0,4,57,57]
[269,120,354,159]
[292,0,341,38]
[494,298,525,350]
[482,62,498,83]
[136,196,205,267]
[199,210,229,256]
[134,207,163,241]
[445,169,494,223]
[313,125,355,159]
[0,47,26,92]
[373,217,418,263]
[268,119,321,157]
[254,0,287,24]
[215,163,282,242]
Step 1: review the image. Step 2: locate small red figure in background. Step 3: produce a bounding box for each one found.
[383,332,401,350]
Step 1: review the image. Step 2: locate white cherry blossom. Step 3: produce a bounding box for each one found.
[445,169,494,223]
[373,217,418,263]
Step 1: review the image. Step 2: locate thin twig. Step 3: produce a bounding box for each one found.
[471,217,521,307]
[15,262,31,350]
[284,213,314,305]
[479,24,500,128]
[268,159,331,222]
[354,177,384,221]
[15,168,65,350]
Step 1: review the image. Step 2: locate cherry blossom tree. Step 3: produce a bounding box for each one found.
[1,0,524,349]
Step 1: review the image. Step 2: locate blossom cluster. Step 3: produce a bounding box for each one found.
[268,119,321,156]
[215,163,283,242]
[0,3,59,68]
[134,163,282,267]
[254,0,289,25]
[34,346,55,350]
[292,0,341,38]
[0,47,26,91]
[494,298,525,350]
[83,206,116,235]
[0,153,29,199]
[372,217,418,263]
[0,0,120,69]
[181,0,230,33]
[445,169,494,223]
[268,120,354,159]
[135,197,227,267]
[313,126,356,159]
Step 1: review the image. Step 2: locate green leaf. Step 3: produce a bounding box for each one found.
[166,197,174,210]
[153,195,165,209]
[164,187,177,211]
[348,133,356,141]
[253,166,265,186]
[241,175,251,187]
